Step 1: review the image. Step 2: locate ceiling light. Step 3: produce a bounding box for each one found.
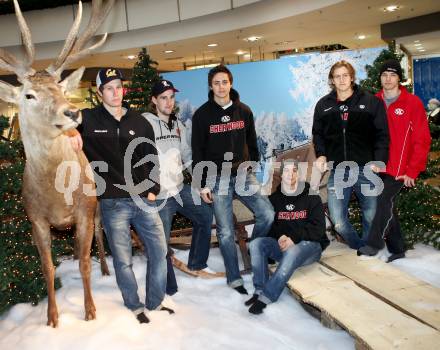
[414,43,422,46]
[126,55,136,60]
[357,35,366,40]
[244,36,261,42]
[207,43,218,47]
[414,40,420,43]
[236,50,246,55]
[164,50,174,54]
[384,5,399,12]
[418,49,426,52]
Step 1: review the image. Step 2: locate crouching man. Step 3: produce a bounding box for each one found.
[246,161,330,314]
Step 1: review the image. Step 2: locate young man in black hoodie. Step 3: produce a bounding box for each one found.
[312,60,389,250]
[192,65,274,294]
[246,161,329,314]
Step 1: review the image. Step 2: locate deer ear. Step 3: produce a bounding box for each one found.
[0,81,20,104]
[60,66,85,93]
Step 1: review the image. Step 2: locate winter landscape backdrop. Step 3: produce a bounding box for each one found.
[164,47,384,163]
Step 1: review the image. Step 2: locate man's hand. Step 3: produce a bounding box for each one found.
[200,187,213,204]
[370,164,382,173]
[147,192,156,201]
[66,129,83,152]
[396,175,415,187]
[315,156,328,173]
[278,235,294,252]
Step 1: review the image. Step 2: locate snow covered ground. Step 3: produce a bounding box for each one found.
[1,243,439,350]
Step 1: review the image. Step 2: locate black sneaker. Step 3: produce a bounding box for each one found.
[248,300,267,315]
[357,245,379,256]
[234,285,248,295]
[244,294,259,306]
[136,312,150,324]
[387,252,405,263]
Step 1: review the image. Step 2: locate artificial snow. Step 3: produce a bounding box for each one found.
[1,243,439,350]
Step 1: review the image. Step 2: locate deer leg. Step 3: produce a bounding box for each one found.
[94,204,110,276]
[31,221,58,327]
[76,215,96,321]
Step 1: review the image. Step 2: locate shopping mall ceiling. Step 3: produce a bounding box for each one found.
[0,0,439,73]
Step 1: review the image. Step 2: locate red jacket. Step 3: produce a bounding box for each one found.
[376,86,431,179]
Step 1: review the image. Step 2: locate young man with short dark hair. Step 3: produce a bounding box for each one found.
[192,65,274,294]
[69,68,171,323]
[246,161,329,314]
[358,59,431,261]
[142,79,214,294]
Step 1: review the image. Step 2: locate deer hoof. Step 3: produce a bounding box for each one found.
[47,312,59,328]
[85,305,96,321]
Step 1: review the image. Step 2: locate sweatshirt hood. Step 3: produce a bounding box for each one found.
[208,88,240,105]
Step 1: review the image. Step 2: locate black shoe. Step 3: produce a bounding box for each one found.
[158,305,175,314]
[234,285,248,295]
[244,294,259,306]
[387,252,405,263]
[136,312,150,324]
[249,300,267,315]
[357,245,379,256]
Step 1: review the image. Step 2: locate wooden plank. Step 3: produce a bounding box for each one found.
[321,243,440,331]
[288,263,440,350]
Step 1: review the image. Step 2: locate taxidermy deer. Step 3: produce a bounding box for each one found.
[0,0,114,327]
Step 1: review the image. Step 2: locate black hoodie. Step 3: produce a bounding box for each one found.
[268,182,329,251]
[79,104,160,199]
[312,85,389,166]
[191,89,259,188]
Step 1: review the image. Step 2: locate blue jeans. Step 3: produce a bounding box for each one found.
[327,166,378,249]
[211,172,274,287]
[250,237,322,303]
[100,197,167,313]
[157,184,213,293]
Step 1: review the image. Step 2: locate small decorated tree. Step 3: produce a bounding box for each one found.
[360,42,405,94]
[124,48,162,112]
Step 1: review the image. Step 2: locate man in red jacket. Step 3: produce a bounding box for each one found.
[358,59,431,262]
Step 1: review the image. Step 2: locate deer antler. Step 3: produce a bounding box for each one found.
[0,0,35,79]
[47,0,115,80]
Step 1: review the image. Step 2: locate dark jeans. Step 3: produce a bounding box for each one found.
[157,184,214,294]
[366,174,405,254]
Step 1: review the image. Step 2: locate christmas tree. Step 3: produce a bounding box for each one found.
[0,116,74,314]
[124,48,162,113]
[360,42,405,94]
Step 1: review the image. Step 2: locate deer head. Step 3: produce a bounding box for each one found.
[0,0,115,139]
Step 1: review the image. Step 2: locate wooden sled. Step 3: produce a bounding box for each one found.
[171,255,225,279]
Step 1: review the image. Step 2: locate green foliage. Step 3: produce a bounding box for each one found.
[360,42,408,95]
[124,48,162,113]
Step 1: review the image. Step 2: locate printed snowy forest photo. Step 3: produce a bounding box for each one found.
[164,47,384,162]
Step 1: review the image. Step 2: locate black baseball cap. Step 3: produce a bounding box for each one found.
[96,68,124,89]
[152,79,179,97]
[380,59,403,80]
